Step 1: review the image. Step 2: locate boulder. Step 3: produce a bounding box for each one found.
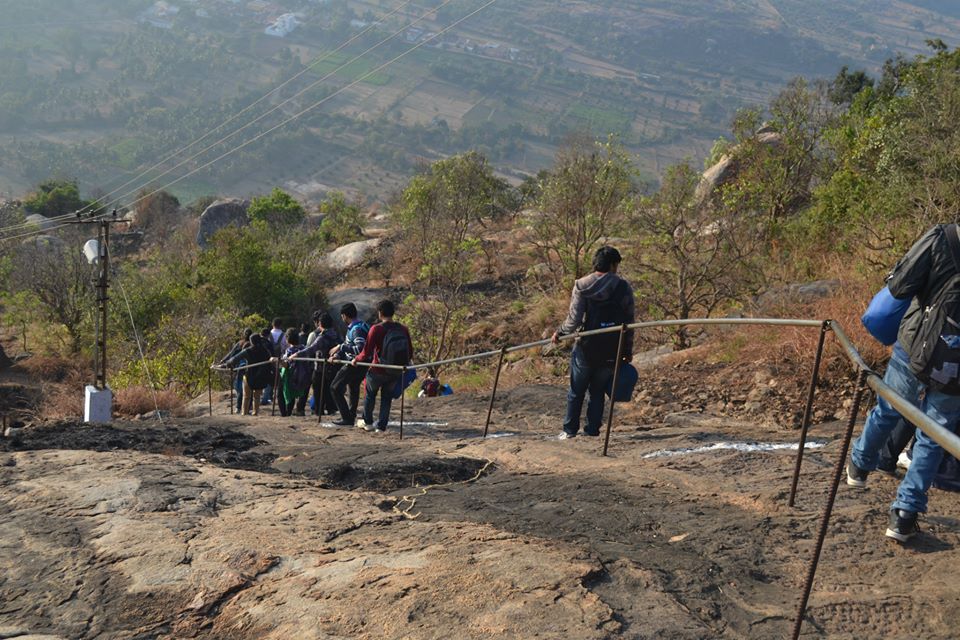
[24,214,55,231]
[196,198,250,248]
[324,288,392,334]
[695,130,783,206]
[754,279,841,311]
[323,238,382,272]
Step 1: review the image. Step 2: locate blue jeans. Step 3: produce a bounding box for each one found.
[234,372,244,412]
[851,351,960,513]
[563,346,614,436]
[363,372,398,429]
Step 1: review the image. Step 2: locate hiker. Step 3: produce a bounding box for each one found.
[279,328,310,417]
[224,333,273,416]
[328,303,370,426]
[221,328,252,413]
[259,327,277,406]
[419,368,441,398]
[290,311,341,417]
[846,223,960,542]
[298,322,310,348]
[551,246,635,440]
[352,299,413,432]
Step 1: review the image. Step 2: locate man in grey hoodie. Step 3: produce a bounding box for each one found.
[551,246,635,439]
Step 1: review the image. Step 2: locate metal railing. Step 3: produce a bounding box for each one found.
[207,316,960,639]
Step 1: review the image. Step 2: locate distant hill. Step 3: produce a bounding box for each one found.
[0,0,957,204]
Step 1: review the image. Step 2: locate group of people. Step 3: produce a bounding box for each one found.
[220,300,414,433]
[552,242,960,546]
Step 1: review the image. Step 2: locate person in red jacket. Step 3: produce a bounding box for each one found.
[352,299,414,432]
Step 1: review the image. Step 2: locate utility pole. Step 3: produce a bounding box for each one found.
[93,218,110,389]
[76,210,119,422]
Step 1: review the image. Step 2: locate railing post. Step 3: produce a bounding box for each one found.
[602,324,629,457]
[483,347,508,438]
[271,359,280,417]
[789,320,831,507]
[229,369,235,416]
[317,360,328,425]
[792,368,868,640]
[208,365,213,417]
[399,366,407,441]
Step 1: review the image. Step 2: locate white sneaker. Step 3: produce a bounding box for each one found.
[897,450,912,470]
[558,431,576,440]
[359,420,376,432]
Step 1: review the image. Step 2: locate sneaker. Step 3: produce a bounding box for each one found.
[886,509,919,543]
[558,431,577,440]
[845,458,869,488]
[897,450,912,470]
[359,420,376,431]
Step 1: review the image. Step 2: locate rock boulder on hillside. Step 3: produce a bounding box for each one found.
[196,198,250,248]
[323,238,381,272]
[696,130,782,206]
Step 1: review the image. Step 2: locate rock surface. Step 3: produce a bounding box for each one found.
[324,287,393,329]
[323,238,382,272]
[196,199,250,248]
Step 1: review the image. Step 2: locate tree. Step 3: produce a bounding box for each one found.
[247,188,305,228]
[630,163,762,349]
[23,179,89,218]
[391,152,509,361]
[9,239,94,353]
[131,189,180,232]
[528,137,634,283]
[318,191,365,246]
[196,226,315,320]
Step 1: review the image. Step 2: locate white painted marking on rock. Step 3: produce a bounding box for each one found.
[642,441,827,459]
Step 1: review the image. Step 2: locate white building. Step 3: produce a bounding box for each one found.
[265,13,300,37]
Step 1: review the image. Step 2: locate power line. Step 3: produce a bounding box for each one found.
[120,0,500,213]
[101,0,461,215]
[70,0,420,219]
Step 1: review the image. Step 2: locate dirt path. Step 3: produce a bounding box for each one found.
[1,387,959,638]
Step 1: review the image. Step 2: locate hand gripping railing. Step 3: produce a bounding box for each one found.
[208,316,960,637]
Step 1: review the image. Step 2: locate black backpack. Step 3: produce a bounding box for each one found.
[579,278,630,367]
[909,224,960,395]
[380,324,410,378]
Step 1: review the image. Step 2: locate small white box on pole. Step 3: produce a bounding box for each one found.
[84,385,113,424]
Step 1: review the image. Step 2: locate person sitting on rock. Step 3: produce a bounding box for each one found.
[551,246,635,440]
[419,368,441,398]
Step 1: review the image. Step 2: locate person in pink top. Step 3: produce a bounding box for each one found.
[352,299,414,432]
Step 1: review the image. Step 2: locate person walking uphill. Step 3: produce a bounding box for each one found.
[551,246,635,440]
[846,223,960,542]
[353,299,414,432]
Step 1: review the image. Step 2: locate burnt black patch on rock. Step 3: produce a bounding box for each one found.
[304,456,489,492]
[0,421,276,473]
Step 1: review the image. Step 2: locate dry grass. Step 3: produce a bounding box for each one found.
[19,355,87,383]
[114,386,185,417]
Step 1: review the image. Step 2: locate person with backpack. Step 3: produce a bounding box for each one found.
[221,328,253,413]
[289,311,341,417]
[352,299,413,432]
[419,368,441,398]
[224,333,274,416]
[846,223,960,542]
[279,328,311,417]
[329,303,370,426]
[551,246,635,440]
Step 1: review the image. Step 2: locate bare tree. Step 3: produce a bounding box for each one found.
[630,163,763,349]
[528,137,634,285]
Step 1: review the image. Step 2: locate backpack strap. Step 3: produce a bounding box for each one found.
[945,224,960,276]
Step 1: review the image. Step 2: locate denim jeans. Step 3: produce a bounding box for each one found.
[563,346,614,436]
[332,364,365,421]
[363,372,397,429]
[851,350,960,513]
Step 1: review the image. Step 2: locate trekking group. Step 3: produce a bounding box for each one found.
[218,235,960,544]
[220,299,413,433]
